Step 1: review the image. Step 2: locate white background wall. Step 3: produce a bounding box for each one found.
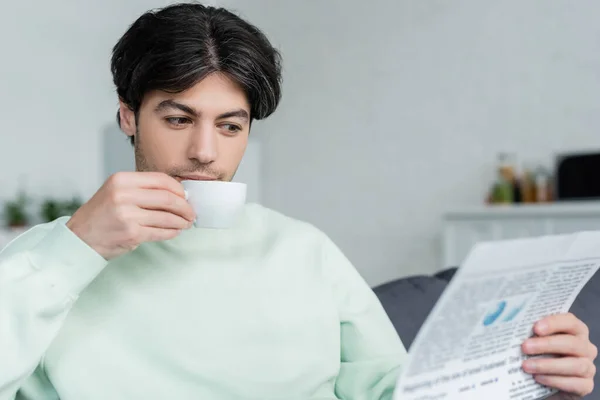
[222,0,600,285]
[2,1,600,286]
[0,0,166,200]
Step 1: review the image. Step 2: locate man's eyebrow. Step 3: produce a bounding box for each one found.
[154,100,198,117]
[154,101,249,122]
[216,109,249,121]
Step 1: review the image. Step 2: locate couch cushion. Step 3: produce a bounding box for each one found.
[570,271,600,400]
[373,273,450,348]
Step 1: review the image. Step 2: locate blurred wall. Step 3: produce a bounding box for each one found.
[221,0,600,285]
[0,0,168,200]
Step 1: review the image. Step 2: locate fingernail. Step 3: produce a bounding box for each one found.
[523,361,537,373]
[523,340,536,354]
[536,321,548,334]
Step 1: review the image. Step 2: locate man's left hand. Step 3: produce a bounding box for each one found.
[521,313,598,398]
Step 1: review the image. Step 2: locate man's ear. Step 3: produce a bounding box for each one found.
[118,101,137,138]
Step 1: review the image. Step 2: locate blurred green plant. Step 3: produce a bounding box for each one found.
[3,191,30,228]
[40,196,83,223]
[62,196,83,216]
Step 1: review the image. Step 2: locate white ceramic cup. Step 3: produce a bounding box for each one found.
[181,180,247,229]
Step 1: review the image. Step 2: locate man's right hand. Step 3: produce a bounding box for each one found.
[66,172,196,260]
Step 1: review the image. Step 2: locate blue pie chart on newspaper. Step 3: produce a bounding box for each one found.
[503,302,525,322]
[483,301,506,326]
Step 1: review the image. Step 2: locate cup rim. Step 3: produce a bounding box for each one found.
[181,180,247,187]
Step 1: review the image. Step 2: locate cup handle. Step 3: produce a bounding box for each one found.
[183,190,197,227]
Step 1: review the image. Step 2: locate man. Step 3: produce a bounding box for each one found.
[0,3,595,399]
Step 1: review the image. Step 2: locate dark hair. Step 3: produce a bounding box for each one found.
[111,2,282,144]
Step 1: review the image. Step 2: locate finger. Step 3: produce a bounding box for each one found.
[522,334,591,357]
[139,227,182,243]
[523,357,596,378]
[139,173,186,198]
[137,209,193,230]
[533,375,594,397]
[534,313,589,337]
[110,172,186,198]
[130,189,196,222]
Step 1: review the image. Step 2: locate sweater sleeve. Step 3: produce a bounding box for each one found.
[0,219,107,400]
[320,235,407,400]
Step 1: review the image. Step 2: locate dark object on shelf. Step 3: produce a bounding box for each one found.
[556,151,600,201]
[512,180,522,203]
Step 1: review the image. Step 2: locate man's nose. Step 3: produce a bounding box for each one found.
[187,127,218,164]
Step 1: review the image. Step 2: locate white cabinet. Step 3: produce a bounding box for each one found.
[442,202,600,269]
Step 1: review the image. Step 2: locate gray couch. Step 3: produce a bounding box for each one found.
[373,267,600,399]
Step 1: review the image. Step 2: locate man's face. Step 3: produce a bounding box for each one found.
[119,73,250,182]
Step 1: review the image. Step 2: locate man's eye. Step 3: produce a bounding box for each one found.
[166,117,191,126]
[221,124,241,134]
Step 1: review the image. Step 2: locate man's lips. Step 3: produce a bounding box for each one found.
[175,175,218,182]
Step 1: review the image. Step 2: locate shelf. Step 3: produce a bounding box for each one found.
[444,201,600,220]
[441,201,600,269]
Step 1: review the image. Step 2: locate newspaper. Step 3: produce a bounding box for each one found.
[393,231,600,400]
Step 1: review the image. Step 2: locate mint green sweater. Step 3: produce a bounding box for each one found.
[0,204,406,400]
